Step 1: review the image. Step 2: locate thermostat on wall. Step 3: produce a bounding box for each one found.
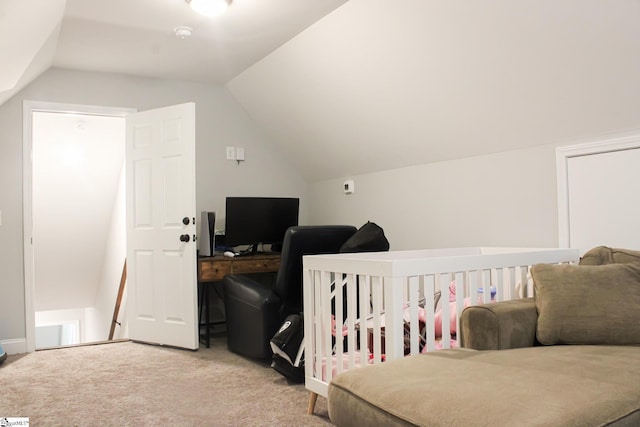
[344,180,355,194]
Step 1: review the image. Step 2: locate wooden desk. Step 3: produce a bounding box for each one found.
[198,253,281,282]
[197,253,281,347]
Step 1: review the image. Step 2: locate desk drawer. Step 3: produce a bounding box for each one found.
[199,261,231,282]
[235,257,281,274]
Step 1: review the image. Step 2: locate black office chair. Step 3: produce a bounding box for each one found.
[223,225,357,359]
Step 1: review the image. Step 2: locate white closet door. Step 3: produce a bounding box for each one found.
[567,147,640,254]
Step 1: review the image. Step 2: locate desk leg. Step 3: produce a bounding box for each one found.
[198,283,211,349]
[205,283,211,348]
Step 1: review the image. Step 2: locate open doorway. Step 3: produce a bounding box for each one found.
[30,109,128,349]
[25,101,198,352]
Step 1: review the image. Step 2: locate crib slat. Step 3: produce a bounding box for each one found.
[424,274,436,352]
[371,276,383,363]
[312,270,321,383]
[346,273,357,369]
[495,268,504,301]
[321,270,333,383]
[312,270,323,386]
[303,268,316,384]
[482,269,492,304]
[408,276,420,355]
[469,270,478,306]
[508,266,517,298]
[334,272,344,375]
[358,275,370,368]
[520,265,533,298]
[454,271,464,343]
[439,273,450,349]
[383,276,404,360]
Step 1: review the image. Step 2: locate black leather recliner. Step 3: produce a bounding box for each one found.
[223,225,357,359]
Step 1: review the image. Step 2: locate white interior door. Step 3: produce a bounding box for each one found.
[567,148,640,254]
[557,135,640,255]
[126,102,198,350]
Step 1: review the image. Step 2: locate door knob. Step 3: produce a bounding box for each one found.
[179,234,190,242]
[182,217,190,225]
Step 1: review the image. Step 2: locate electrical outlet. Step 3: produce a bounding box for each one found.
[226,146,236,160]
[236,147,245,161]
[344,180,355,194]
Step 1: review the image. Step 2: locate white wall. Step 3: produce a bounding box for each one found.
[92,164,127,342]
[84,306,106,343]
[309,144,560,250]
[0,68,309,347]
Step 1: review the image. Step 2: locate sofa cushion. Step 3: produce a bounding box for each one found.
[460,298,539,350]
[531,263,640,345]
[579,246,640,266]
[328,346,640,427]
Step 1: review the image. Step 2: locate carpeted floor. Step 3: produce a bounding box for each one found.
[0,335,331,426]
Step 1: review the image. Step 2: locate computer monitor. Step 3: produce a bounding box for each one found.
[224,197,299,253]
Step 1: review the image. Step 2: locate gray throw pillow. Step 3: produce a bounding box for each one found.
[532,263,640,345]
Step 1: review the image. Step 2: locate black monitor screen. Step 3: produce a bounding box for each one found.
[224,197,299,250]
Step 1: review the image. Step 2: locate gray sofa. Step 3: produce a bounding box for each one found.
[327,247,640,426]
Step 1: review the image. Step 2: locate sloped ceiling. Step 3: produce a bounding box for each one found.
[0,0,348,105]
[53,0,349,83]
[0,0,66,105]
[227,0,640,180]
[4,1,640,182]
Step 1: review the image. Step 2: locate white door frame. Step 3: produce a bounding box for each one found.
[556,134,640,249]
[23,101,136,353]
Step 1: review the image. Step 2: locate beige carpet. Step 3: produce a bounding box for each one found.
[0,336,330,426]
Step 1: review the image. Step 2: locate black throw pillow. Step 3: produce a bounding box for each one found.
[339,221,390,253]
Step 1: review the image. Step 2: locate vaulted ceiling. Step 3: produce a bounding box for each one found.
[0,0,348,105]
[5,0,640,180]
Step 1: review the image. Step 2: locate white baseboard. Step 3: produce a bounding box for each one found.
[1,338,28,355]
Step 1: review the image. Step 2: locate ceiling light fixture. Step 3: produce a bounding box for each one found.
[186,0,231,17]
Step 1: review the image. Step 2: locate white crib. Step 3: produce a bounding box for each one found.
[302,247,579,410]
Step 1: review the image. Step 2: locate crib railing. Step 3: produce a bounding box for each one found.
[303,247,579,400]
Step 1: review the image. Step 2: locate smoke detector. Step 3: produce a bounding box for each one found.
[174,26,193,39]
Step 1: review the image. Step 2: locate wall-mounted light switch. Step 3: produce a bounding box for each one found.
[226,146,236,160]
